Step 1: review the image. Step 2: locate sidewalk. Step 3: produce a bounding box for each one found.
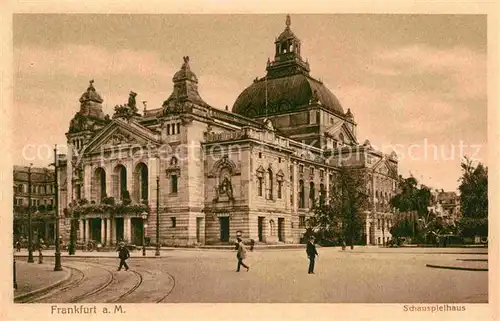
[14,261,71,301]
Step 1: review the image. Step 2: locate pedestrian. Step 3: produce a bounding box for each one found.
[306,235,318,274]
[116,242,130,271]
[15,239,21,252]
[236,237,250,272]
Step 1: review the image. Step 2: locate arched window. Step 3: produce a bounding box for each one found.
[266,169,273,200]
[113,164,127,200]
[299,180,305,208]
[257,177,263,196]
[134,163,148,202]
[93,167,106,203]
[171,175,178,194]
[309,182,315,206]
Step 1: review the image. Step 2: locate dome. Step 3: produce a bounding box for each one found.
[79,80,103,104]
[232,74,344,117]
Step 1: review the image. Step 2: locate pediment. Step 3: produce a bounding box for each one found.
[83,119,160,154]
[372,158,397,177]
[324,121,357,145]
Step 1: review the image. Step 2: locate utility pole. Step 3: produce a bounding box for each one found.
[53,146,62,271]
[27,164,34,263]
[155,176,160,256]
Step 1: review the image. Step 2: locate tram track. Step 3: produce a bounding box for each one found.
[67,262,115,303]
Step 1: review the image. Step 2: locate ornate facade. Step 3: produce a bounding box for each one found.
[57,16,398,246]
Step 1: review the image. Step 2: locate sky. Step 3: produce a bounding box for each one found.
[12,14,487,192]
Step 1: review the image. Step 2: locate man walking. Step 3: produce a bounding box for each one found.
[236,237,250,272]
[117,242,130,271]
[306,235,318,274]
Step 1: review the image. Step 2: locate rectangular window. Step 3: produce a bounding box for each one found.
[177,123,181,134]
[299,215,306,228]
[167,124,171,135]
[320,170,324,178]
[310,167,314,176]
[299,164,304,173]
[278,181,283,199]
[171,175,178,193]
[171,217,177,228]
[258,177,263,196]
[278,157,281,163]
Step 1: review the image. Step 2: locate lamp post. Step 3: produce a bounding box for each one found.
[27,164,34,263]
[53,146,62,271]
[155,176,160,256]
[141,211,148,256]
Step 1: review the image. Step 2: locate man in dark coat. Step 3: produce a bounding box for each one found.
[306,235,318,274]
[117,242,130,271]
[236,237,250,272]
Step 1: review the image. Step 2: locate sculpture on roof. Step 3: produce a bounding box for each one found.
[182,56,190,69]
[128,91,138,113]
[286,14,291,27]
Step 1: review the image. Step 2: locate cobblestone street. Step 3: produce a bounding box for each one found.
[14,247,488,303]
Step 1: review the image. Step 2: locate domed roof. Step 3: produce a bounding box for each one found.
[232,74,344,117]
[79,80,103,104]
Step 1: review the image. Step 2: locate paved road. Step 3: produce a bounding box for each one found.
[19,247,488,303]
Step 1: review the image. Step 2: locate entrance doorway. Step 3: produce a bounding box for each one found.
[131,218,144,245]
[89,218,102,243]
[258,217,264,242]
[278,218,285,242]
[219,217,230,242]
[196,217,203,243]
[115,218,124,243]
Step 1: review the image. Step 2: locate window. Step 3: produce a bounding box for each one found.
[171,175,178,193]
[258,152,262,158]
[299,164,304,173]
[310,167,314,176]
[270,220,276,236]
[177,123,180,134]
[330,118,334,125]
[171,217,177,228]
[299,215,306,228]
[278,181,283,199]
[319,183,325,202]
[320,170,324,178]
[377,219,381,230]
[50,199,54,205]
[299,180,305,208]
[278,157,282,163]
[257,177,263,196]
[167,124,171,135]
[266,169,273,200]
[309,182,315,206]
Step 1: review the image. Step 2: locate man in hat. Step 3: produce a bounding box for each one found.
[116,242,130,271]
[306,235,319,274]
[236,237,250,272]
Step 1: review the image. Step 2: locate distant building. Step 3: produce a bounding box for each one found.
[55,15,399,247]
[429,190,461,224]
[13,165,56,244]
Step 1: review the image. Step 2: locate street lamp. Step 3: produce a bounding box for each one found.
[27,164,34,263]
[53,146,62,271]
[155,175,160,256]
[141,211,148,256]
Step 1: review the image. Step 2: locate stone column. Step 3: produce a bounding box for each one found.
[126,160,134,202]
[79,219,84,242]
[84,165,92,202]
[85,218,91,241]
[101,218,106,244]
[124,216,131,243]
[105,162,114,199]
[292,162,298,212]
[106,218,112,245]
[325,171,330,205]
[110,218,116,245]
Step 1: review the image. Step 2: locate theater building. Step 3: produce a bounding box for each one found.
[57,15,398,246]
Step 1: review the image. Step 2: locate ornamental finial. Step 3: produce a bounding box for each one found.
[286,14,291,27]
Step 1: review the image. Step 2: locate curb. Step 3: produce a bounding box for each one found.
[14,265,73,303]
[425,264,488,272]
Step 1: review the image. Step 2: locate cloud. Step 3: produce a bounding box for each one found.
[367,45,486,99]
